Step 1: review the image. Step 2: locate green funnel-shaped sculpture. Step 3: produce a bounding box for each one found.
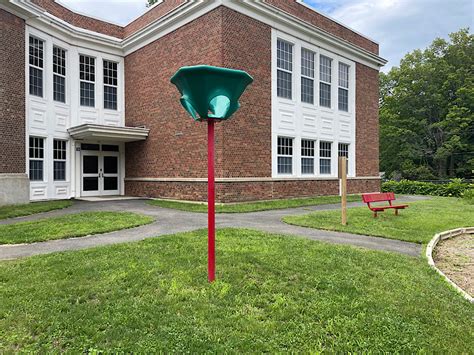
[170,65,253,121]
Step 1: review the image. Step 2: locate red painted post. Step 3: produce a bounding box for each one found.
[207,119,216,282]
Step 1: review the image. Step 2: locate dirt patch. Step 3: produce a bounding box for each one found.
[434,233,473,296]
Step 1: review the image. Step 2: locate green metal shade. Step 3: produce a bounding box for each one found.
[170,65,253,121]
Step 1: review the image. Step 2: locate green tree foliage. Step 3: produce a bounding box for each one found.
[380,29,473,180]
[147,0,159,7]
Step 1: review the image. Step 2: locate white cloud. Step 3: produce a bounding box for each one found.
[60,0,473,71]
[304,0,473,71]
[58,0,147,26]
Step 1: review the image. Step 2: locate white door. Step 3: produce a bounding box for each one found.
[101,152,119,196]
[81,145,120,197]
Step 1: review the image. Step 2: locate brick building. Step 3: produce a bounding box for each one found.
[0,0,386,204]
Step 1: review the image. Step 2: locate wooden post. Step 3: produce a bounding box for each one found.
[339,157,347,226]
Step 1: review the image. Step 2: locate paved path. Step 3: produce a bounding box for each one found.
[0,196,426,260]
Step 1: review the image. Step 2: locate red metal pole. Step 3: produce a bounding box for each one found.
[207,119,216,282]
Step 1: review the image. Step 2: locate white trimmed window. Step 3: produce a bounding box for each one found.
[103,60,118,110]
[319,141,332,174]
[301,139,315,174]
[53,46,66,103]
[277,39,293,99]
[29,137,44,181]
[29,36,44,97]
[53,139,67,181]
[277,137,293,174]
[319,55,332,108]
[80,55,95,107]
[301,48,315,104]
[338,63,350,112]
[338,142,349,172]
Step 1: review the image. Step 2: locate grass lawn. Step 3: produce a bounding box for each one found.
[0,212,153,244]
[0,200,72,220]
[1,228,472,352]
[283,197,474,244]
[148,194,361,213]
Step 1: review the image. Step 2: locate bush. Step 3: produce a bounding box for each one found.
[462,188,474,204]
[382,179,473,198]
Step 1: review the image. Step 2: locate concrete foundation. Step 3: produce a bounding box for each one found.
[0,174,29,206]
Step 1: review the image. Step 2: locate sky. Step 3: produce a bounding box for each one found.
[60,0,473,71]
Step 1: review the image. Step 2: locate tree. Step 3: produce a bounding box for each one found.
[380,28,473,180]
[147,0,159,7]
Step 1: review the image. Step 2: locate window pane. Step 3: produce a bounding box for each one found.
[301,48,314,78]
[338,88,348,111]
[277,70,292,99]
[83,155,98,174]
[104,156,118,174]
[277,157,292,174]
[54,161,66,181]
[104,86,117,110]
[80,55,95,82]
[53,75,65,103]
[29,160,43,181]
[102,144,119,152]
[80,82,95,107]
[320,159,331,174]
[319,141,332,174]
[301,77,314,104]
[320,82,331,108]
[29,67,43,97]
[83,177,98,191]
[81,143,100,151]
[302,158,314,174]
[104,177,118,191]
[338,63,349,88]
[320,55,332,83]
[277,137,293,174]
[277,39,293,71]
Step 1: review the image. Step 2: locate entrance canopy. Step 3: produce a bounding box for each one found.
[68,124,149,142]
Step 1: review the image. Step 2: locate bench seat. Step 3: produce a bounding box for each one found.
[362,192,408,217]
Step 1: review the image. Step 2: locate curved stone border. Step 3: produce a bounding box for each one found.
[426,227,474,303]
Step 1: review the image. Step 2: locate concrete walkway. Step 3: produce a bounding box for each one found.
[0,196,426,260]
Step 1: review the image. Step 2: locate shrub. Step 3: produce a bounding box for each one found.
[462,188,474,204]
[382,179,473,198]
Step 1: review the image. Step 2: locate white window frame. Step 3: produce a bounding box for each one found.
[79,54,96,107]
[53,46,66,103]
[338,62,350,112]
[338,142,349,172]
[277,136,294,175]
[319,141,332,175]
[29,36,44,98]
[301,139,315,175]
[276,38,294,100]
[103,59,118,110]
[29,136,45,181]
[53,139,67,181]
[301,48,315,105]
[319,55,332,108]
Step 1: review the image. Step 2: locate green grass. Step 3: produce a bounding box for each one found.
[283,197,474,244]
[148,194,361,213]
[0,212,154,244]
[0,228,472,352]
[0,200,72,220]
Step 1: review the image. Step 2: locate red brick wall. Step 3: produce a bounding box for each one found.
[355,63,380,177]
[124,0,187,37]
[220,8,272,178]
[264,0,379,54]
[31,0,124,38]
[124,7,225,179]
[125,178,380,202]
[0,9,25,174]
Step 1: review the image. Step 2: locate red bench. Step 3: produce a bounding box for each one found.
[362,192,408,218]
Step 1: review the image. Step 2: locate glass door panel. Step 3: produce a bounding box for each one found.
[81,154,100,196]
[102,154,119,195]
